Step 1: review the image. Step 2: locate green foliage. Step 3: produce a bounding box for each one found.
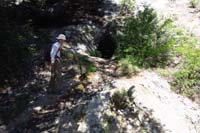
[111,90,129,110]
[62,49,97,74]
[89,49,102,57]
[171,32,200,98]
[157,68,175,77]
[88,65,97,72]
[77,55,97,73]
[190,0,200,8]
[120,0,135,11]
[62,50,75,61]
[117,57,140,77]
[116,6,173,67]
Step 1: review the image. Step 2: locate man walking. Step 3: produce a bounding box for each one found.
[49,34,66,93]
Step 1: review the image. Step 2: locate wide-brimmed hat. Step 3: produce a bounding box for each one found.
[56,34,66,40]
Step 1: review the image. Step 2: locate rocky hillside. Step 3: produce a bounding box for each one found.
[1,0,200,133]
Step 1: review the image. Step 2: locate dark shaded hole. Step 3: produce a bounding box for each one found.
[97,33,117,59]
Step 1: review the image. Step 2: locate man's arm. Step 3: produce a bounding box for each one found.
[50,44,58,64]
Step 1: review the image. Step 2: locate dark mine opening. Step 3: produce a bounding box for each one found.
[97,32,117,59]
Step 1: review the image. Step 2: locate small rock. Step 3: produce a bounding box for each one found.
[33,106,42,112]
[65,102,72,107]
[58,102,65,110]
[127,124,133,130]
[117,110,123,115]
[77,121,88,132]
[138,112,144,122]
[55,119,60,124]
[135,120,141,127]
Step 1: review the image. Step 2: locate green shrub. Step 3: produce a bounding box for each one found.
[88,65,97,72]
[117,57,140,77]
[190,0,200,8]
[172,34,200,98]
[157,68,175,77]
[111,90,129,110]
[120,0,135,11]
[77,55,97,74]
[115,6,173,67]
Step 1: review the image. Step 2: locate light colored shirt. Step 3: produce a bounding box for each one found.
[50,42,61,64]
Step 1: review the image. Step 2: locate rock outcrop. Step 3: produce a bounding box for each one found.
[115,71,200,133]
[73,71,200,133]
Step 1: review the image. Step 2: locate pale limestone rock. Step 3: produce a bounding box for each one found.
[115,71,200,133]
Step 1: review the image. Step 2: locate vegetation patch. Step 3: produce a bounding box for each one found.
[190,0,200,8]
[116,58,140,77]
[89,49,102,57]
[111,89,130,110]
[63,50,97,74]
[157,68,175,77]
[171,29,200,98]
[115,6,174,68]
[120,0,135,11]
[115,5,200,99]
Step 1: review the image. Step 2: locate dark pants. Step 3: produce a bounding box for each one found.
[49,59,61,93]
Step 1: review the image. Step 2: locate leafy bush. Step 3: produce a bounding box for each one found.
[111,90,129,110]
[171,31,200,98]
[115,6,173,67]
[88,65,97,72]
[120,0,135,11]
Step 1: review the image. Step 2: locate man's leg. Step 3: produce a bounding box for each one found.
[54,60,61,92]
[49,59,62,93]
[49,62,55,93]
